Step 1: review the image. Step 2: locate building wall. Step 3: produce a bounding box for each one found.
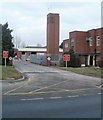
[69,31,88,53]
[17,51,47,58]
[69,28,102,54]
[100,29,103,64]
[63,39,70,52]
[63,28,103,66]
[17,50,62,59]
[47,13,59,54]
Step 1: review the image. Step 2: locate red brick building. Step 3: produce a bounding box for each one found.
[17,47,63,59]
[47,13,59,54]
[63,28,103,67]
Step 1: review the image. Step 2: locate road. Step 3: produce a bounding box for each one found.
[2,60,102,118]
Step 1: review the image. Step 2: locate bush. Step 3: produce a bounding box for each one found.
[98,61,103,68]
[2,58,12,66]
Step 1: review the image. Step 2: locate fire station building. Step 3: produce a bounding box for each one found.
[63,28,103,67]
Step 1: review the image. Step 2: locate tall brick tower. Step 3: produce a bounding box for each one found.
[47,13,59,54]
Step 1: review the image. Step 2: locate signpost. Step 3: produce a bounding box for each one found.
[47,57,51,61]
[3,51,8,67]
[63,54,70,68]
[9,57,12,61]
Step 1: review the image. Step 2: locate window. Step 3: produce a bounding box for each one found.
[31,52,36,54]
[96,36,100,46]
[65,43,68,48]
[71,38,75,48]
[89,37,93,46]
[22,52,25,54]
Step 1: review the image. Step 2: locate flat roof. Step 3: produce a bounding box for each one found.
[47,13,59,15]
[63,39,69,41]
[70,27,103,33]
[18,48,63,52]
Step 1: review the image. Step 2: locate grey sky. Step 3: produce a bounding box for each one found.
[1,1,101,47]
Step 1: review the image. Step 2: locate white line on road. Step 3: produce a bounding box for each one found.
[21,98,44,101]
[50,96,62,99]
[67,95,79,98]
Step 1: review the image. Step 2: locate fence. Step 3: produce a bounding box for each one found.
[21,54,29,61]
[30,54,62,66]
[30,54,47,65]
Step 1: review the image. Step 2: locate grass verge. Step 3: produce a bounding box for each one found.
[0,65,22,80]
[58,67,103,78]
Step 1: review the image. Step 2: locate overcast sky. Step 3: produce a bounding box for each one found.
[0,1,102,47]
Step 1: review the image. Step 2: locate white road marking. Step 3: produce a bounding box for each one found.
[96,86,101,88]
[67,95,79,98]
[98,93,102,95]
[21,98,44,101]
[82,94,90,96]
[31,71,60,73]
[50,96,62,99]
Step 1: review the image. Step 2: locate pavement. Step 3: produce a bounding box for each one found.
[2,60,103,118]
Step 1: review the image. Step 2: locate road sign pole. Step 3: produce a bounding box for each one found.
[5,58,6,67]
[66,61,67,68]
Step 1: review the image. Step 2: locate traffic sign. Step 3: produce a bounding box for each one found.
[47,57,51,61]
[3,51,8,58]
[63,54,70,61]
[9,57,12,61]
[3,51,9,67]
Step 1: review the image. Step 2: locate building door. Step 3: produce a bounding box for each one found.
[85,56,88,66]
[90,56,93,66]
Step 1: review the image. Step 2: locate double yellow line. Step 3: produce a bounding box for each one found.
[3,77,100,96]
[3,88,98,96]
[3,79,68,95]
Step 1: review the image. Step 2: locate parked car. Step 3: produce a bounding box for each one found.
[26,57,30,61]
[14,56,18,60]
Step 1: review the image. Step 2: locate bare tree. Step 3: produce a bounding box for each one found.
[13,35,21,48]
[20,41,26,48]
[36,43,42,47]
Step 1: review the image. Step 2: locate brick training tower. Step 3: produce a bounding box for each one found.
[47,13,59,54]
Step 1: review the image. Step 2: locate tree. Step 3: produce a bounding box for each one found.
[13,36,26,48]
[2,22,14,65]
[13,35,21,48]
[37,43,42,47]
[20,41,26,48]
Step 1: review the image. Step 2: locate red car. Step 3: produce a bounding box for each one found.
[14,56,18,60]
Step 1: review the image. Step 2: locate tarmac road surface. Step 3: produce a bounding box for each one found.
[2,60,102,118]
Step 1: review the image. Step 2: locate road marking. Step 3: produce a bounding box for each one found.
[98,93,102,95]
[82,94,90,96]
[3,78,67,95]
[96,84,103,88]
[3,88,99,95]
[3,84,26,95]
[3,78,30,95]
[28,80,69,93]
[68,95,79,98]
[21,98,44,101]
[50,96,62,99]
[64,87,98,92]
